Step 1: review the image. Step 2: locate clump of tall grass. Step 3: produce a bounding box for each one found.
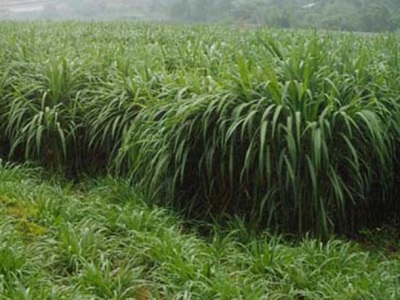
[120,32,400,237]
[0,55,85,171]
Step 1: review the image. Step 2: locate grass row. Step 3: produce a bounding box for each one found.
[0,162,399,299]
[1,22,400,236]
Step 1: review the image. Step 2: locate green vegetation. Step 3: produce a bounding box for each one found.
[1,22,400,237]
[0,162,399,299]
[1,21,400,297]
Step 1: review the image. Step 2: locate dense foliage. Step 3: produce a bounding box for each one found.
[1,22,400,237]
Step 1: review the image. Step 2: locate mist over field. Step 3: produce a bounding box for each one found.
[0,0,399,32]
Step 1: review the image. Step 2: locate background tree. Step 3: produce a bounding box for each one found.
[4,0,400,32]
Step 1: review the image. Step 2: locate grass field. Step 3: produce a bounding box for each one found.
[1,22,400,298]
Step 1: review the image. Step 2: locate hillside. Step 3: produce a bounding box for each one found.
[1,0,399,32]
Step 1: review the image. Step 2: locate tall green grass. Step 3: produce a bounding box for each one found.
[1,22,400,236]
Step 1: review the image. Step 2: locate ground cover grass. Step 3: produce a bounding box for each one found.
[0,162,399,299]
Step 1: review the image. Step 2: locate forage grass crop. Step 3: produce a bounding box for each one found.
[1,22,400,236]
[119,31,400,237]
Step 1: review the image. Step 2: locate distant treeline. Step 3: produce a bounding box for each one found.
[165,0,400,32]
[8,0,400,32]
